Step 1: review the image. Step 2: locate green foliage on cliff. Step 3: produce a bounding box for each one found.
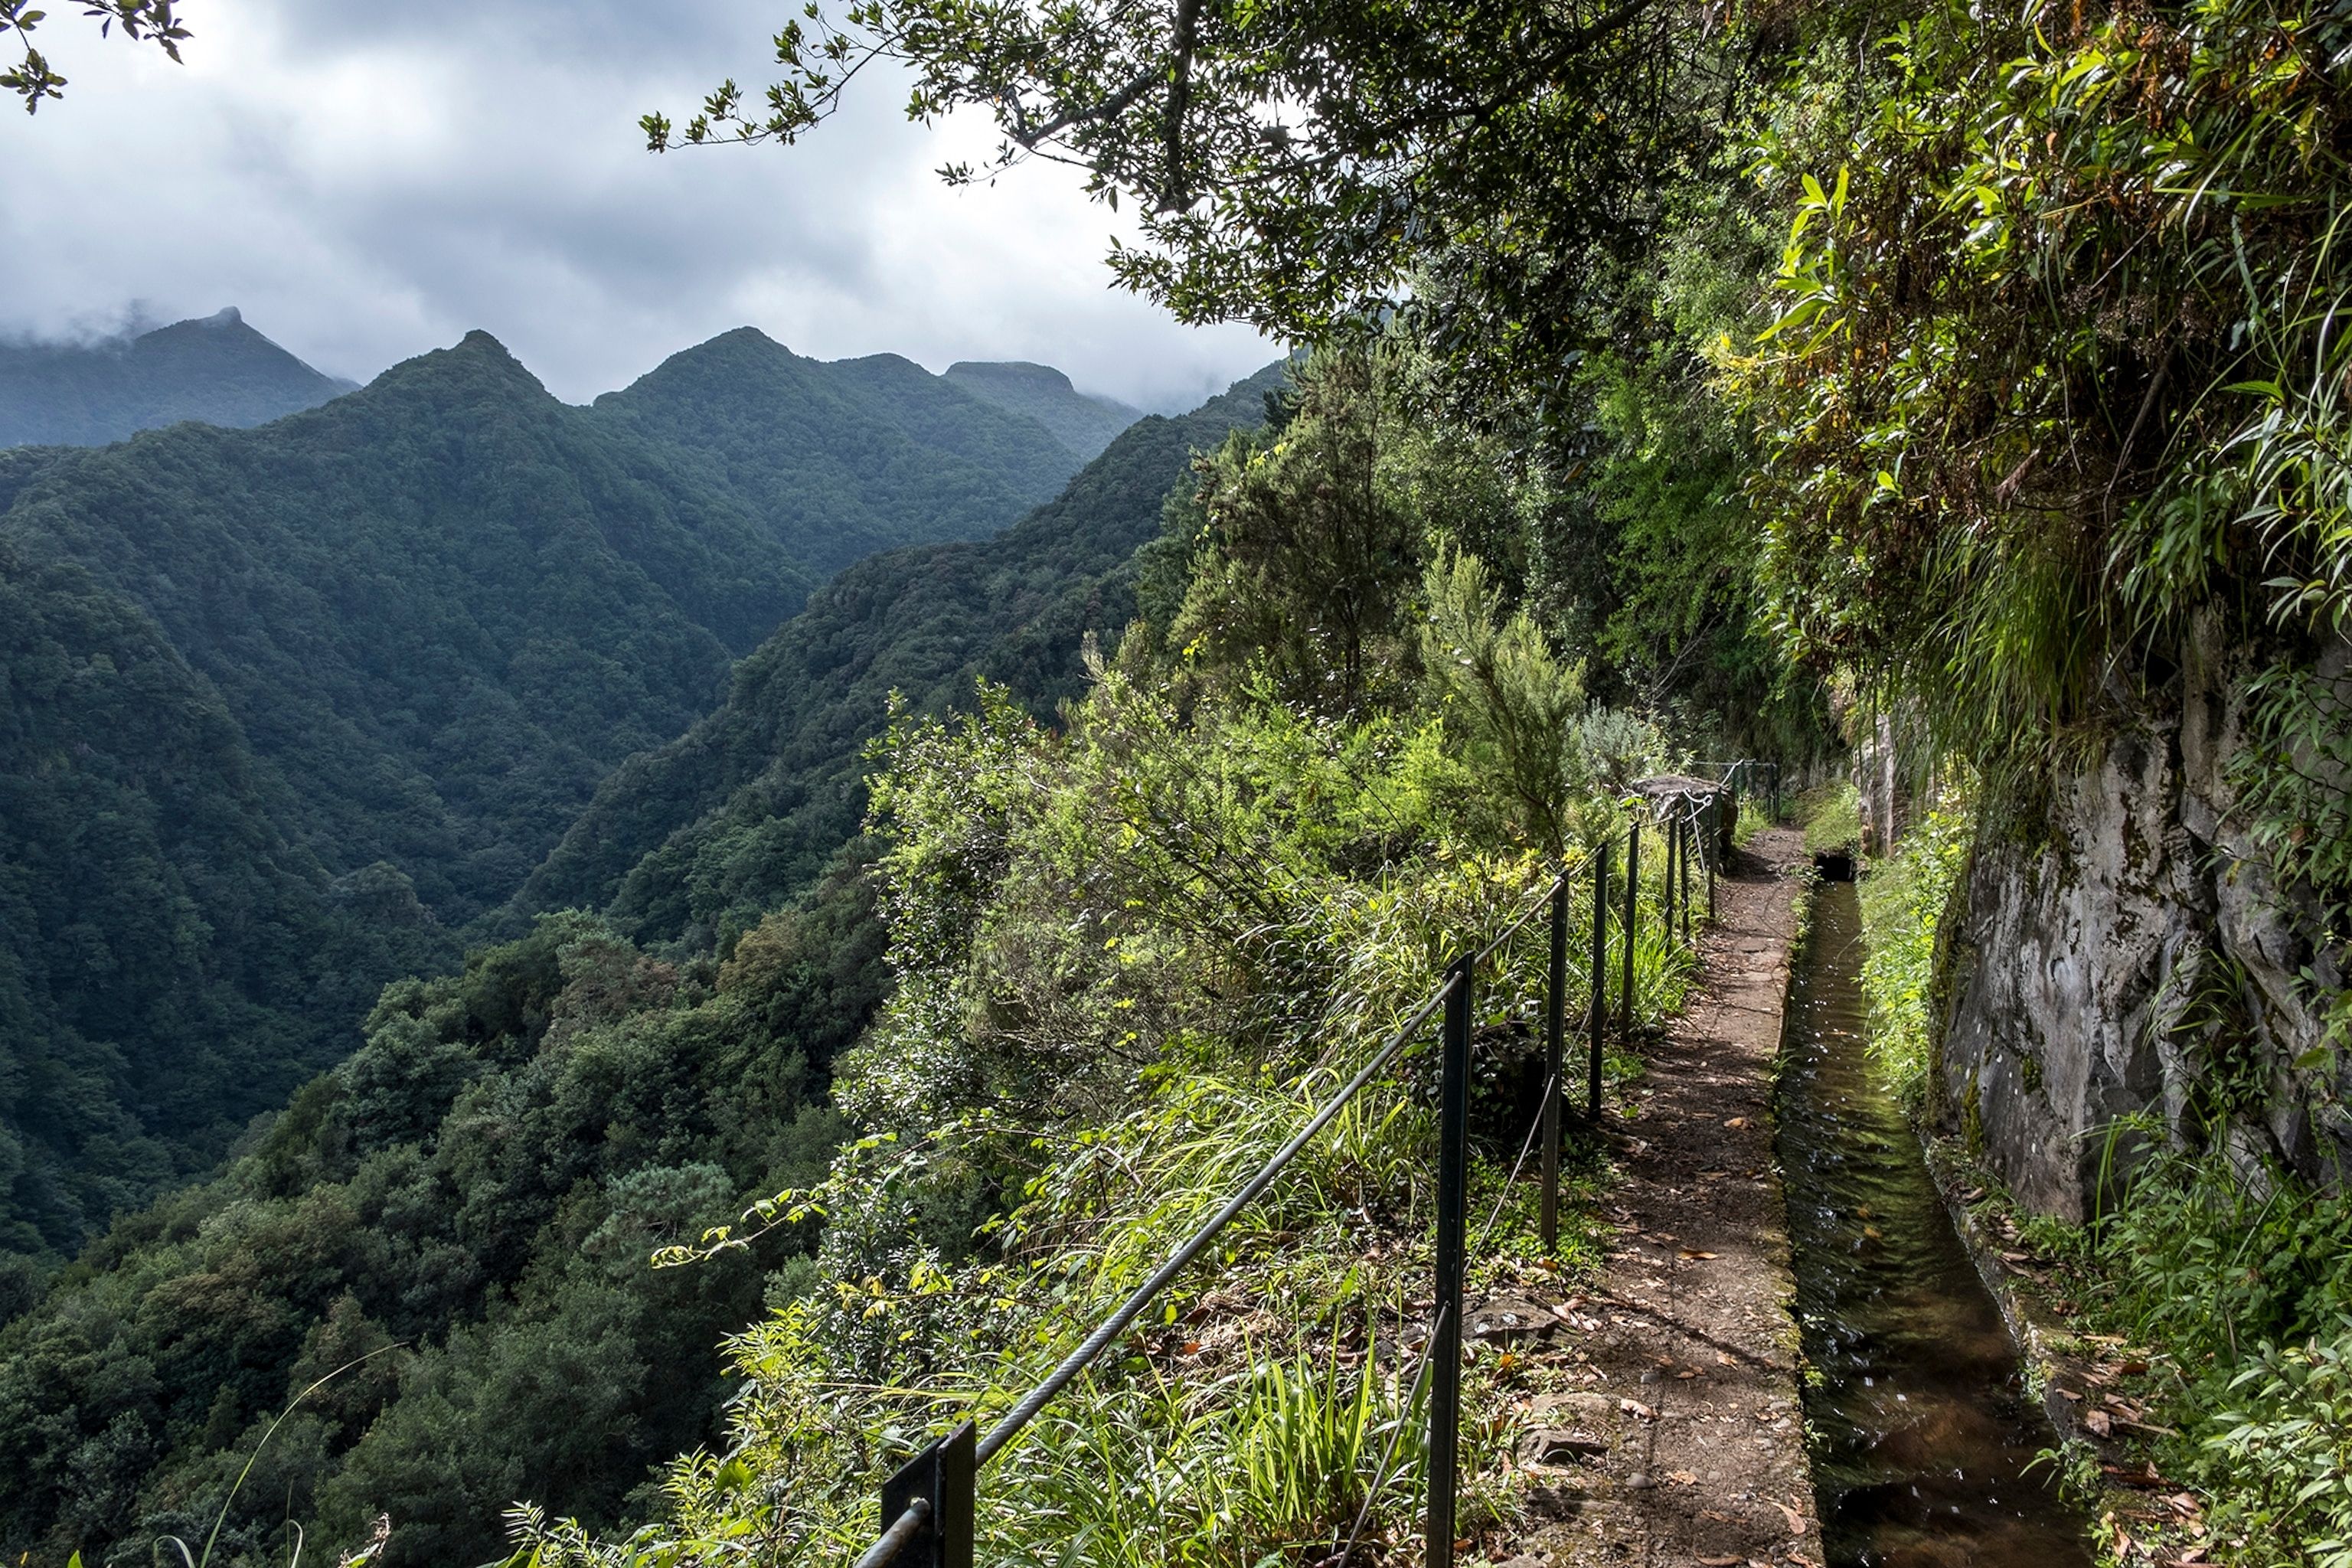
[1736,0,2352,930]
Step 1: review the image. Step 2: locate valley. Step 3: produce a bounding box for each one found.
[5,1,2350,1564]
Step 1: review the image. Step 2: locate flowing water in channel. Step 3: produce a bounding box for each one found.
[1776,879,2095,1567]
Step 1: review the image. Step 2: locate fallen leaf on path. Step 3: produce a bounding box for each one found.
[1698,1557,1741,1566]
[1668,1470,1697,1485]
[2083,1410,2112,1437]
[1724,1116,1749,1129]
[1619,1397,1655,1419]
[1772,1501,1808,1536]
[1680,1248,1720,1259]
[2055,1387,2083,1400]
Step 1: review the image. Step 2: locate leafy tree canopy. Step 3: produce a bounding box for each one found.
[648,0,1723,400]
[1,0,186,114]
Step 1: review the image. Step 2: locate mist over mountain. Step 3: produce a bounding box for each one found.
[0,308,358,448]
[944,359,1142,462]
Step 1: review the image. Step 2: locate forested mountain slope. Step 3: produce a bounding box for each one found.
[0,877,882,1568]
[0,360,1282,1568]
[513,359,1286,942]
[943,359,1141,461]
[0,548,452,1263]
[0,308,356,448]
[0,332,829,1262]
[586,330,1085,576]
[1,330,814,926]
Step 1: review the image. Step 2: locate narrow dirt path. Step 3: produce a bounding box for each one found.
[1486,826,1818,1568]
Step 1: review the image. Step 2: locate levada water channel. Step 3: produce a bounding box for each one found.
[1776,877,2094,1566]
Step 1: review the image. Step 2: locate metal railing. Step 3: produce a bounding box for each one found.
[851,776,1760,1568]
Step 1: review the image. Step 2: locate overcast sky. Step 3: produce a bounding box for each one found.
[1,2,1271,411]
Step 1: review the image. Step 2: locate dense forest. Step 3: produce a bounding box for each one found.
[583,332,1107,576]
[510,362,1286,944]
[0,366,1282,1567]
[0,325,1134,1268]
[8,0,2352,1559]
[0,309,356,448]
[942,361,1143,462]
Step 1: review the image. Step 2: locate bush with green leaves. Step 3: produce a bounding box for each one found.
[500,635,1690,1566]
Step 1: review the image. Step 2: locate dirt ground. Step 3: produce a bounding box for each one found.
[1478,826,1821,1568]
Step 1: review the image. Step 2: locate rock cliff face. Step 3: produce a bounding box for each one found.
[1933,618,2350,1221]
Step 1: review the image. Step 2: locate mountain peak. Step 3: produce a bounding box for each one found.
[946,359,1077,394]
[944,360,1142,462]
[358,330,548,409]
[0,308,354,448]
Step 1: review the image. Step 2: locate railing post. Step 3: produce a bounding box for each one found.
[1705,797,1718,926]
[1541,872,1567,1250]
[876,1421,974,1568]
[1588,841,1609,1125]
[1678,811,1693,946]
[1661,812,1677,947]
[1617,818,1638,1040]
[1428,957,1472,1568]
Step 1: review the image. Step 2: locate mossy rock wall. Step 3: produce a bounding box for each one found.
[1936,615,2350,1220]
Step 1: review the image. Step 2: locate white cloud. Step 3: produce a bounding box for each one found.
[0,1,1272,411]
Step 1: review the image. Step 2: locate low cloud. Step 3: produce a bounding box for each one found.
[0,1,1271,411]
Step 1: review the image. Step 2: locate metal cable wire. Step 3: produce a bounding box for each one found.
[1474,1070,1558,1259]
[851,1499,929,1568]
[973,966,1465,1466]
[1468,849,1592,971]
[863,836,1655,1563]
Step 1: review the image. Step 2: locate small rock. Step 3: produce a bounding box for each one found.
[1519,1426,1609,1465]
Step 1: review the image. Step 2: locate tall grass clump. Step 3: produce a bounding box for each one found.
[1799,780,1860,854]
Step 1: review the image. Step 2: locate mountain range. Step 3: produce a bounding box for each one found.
[0,333,1282,1568]
[0,314,1152,1263]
